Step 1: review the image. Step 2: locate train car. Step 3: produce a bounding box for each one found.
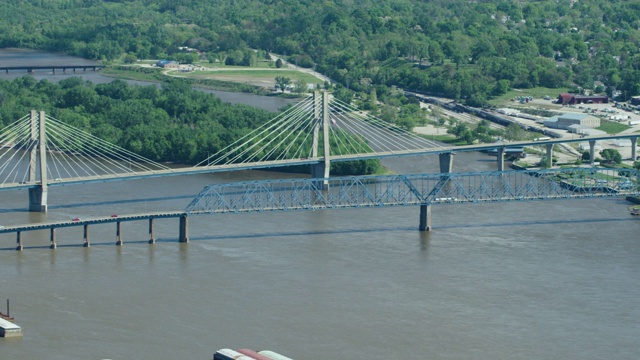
[237,348,273,360]
[213,348,256,360]
[258,350,295,360]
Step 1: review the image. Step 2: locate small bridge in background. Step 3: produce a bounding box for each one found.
[0,65,105,74]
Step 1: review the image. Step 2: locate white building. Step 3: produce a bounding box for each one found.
[544,113,600,130]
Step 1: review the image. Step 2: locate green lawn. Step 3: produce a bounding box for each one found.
[171,68,323,86]
[597,120,631,134]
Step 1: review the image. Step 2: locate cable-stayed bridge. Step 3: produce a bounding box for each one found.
[1,91,639,213]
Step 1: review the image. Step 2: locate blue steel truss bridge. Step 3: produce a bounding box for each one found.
[184,168,640,231]
[0,91,639,214]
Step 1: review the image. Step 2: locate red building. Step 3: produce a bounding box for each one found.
[558,93,608,104]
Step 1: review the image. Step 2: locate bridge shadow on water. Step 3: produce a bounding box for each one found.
[1,216,636,252]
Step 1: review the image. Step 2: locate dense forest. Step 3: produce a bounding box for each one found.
[0,76,271,163]
[2,0,640,105]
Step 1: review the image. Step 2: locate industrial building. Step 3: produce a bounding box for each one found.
[557,93,609,104]
[155,60,179,69]
[544,113,600,130]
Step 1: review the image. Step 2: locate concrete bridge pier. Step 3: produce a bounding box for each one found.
[497,148,505,171]
[546,144,554,167]
[148,219,156,244]
[439,152,453,173]
[83,225,90,247]
[50,228,56,249]
[311,163,329,190]
[179,215,189,243]
[16,232,22,251]
[631,137,637,161]
[418,152,454,232]
[28,186,48,212]
[589,140,596,166]
[419,204,432,231]
[116,221,123,246]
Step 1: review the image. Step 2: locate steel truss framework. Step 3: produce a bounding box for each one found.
[185,168,640,214]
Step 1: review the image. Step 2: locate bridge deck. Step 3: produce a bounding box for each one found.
[1,133,637,191]
[0,211,185,234]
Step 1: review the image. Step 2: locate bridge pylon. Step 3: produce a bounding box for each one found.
[311,91,331,190]
[28,110,48,212]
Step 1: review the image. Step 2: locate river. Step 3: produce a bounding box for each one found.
[1,50,640,360]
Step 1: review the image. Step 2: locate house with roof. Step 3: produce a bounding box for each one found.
[155,60,179,69]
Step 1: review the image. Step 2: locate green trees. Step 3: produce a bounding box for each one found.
[0,76,270,165]
[600,148,622,164]
[5,1,640,126]
[274,76,291,92]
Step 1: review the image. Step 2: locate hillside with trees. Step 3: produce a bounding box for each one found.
[3,1,640,169]
[2,0,640,106]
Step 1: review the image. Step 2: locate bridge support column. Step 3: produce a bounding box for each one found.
[310,91,331,190]
[545,144,554,168]
[311,163,329,190]
[148,218,155,244]
[16,232,23,251]
[28,110,48,212]
[589,140,596,166]
[631,137,637,161]
[497,148,505,172]
[439,152,453,173]
[419,204,432,231]
[179,215,189,243]
[28,186,48,212]
[116,221,123,246]
[50,228,56,249]
[83,225,90,247]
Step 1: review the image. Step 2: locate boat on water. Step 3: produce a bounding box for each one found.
[0,311,14,321]
[629,206,640,216]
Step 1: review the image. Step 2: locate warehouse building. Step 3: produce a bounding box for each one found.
[557,93,609,104]
[544,113,600,130]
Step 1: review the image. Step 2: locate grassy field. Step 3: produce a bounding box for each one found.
[597,120,631,134]
[174,68,322,87]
